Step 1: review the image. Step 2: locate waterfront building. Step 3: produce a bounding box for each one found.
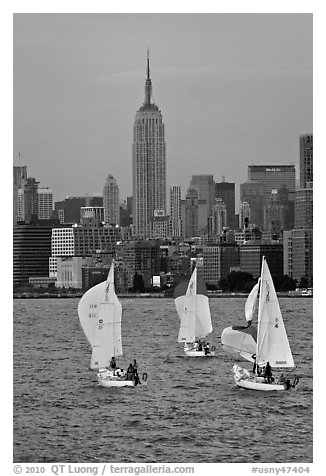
[291,228,313,285]
[239,242,283,279]
[215,181,236,229]
[295,183,313,229]
[50,225,121,277]
[103,174,120,225]
[116,240,161,289]
[13,223,53,284]
[283,230,293,277]
[56,256,85,288]
[132,52,166,238]
[203,243,240,286]
[300,134,313,188]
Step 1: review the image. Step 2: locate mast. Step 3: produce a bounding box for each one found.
[255,256,265,374]
[144,48,153,106]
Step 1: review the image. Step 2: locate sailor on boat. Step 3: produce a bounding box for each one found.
[109,357,117,370]
[264,362,273,383]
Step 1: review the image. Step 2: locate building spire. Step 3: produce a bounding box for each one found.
[144,48,152,106]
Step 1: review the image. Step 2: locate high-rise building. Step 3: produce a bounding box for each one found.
[103,174,120,225]
[248,165,296,203]
[215,181,236,229]
[240,181,265,229]
[300,134,313,188]
[190,175,215,214]
[295,183,313,229]
[132,53,166,238]
[18,177,39,223]
[209,198,227,237]
[37,187,54,220]
[169,185,182,237]
[13,165,27,224]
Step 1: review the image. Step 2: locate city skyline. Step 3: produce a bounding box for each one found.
[13,13,312,207]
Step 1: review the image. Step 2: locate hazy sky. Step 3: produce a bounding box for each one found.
[13,13,312,209]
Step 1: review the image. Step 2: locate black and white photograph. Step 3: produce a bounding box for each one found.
[11,2,317,473]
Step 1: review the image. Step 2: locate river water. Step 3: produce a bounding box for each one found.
[13,297,312,463]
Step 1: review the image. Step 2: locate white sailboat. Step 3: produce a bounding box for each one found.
[220,280,259,362]
[174,267,215,357]
[233,257,299,391]
[78,261,146,387]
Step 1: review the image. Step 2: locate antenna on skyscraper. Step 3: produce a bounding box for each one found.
[147,47,150,79]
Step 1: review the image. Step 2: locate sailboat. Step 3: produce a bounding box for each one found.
[220,280,259,362]
[78,260,146,387]
[233,256,299,391]
[174,267,215,357]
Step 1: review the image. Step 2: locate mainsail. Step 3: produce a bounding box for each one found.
[256,257,294,368]
[174,267,212,343]
[78,261,123,370]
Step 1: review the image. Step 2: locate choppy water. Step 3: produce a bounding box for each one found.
[13,297,312,463]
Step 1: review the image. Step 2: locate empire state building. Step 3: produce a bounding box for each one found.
[132,53,166,239]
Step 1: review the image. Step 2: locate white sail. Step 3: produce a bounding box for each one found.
[256,257,294,369]
[175,267,212,343]
[78,261,123,370]
[245,279,260,322]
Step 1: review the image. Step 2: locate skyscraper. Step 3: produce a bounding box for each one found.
[103,174,120,225]
[132,52,166,239]
[18,177,39,223]
[169,185,182,237]
[13,165,27,224]
[38,187,54,220]
[215,181,236,229]
[299,134,313,188]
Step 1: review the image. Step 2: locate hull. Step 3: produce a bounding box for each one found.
[97,369,148,387]
[233,364,286,392]
[184,343,215,357]
[97,376,135,387]
[184,349,215,357]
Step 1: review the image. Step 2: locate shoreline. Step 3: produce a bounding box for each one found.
[13,292,312,299]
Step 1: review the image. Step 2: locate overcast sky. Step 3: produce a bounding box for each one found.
[13,13,312,209]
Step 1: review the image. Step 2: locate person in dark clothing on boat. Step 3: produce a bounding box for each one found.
[252,354,258,374]
[133,359,138,374]
[126,363,134,380]
[109,357,117,370]
[197,341,203,351]
[204,342,210,355]
[264,361,273,383]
